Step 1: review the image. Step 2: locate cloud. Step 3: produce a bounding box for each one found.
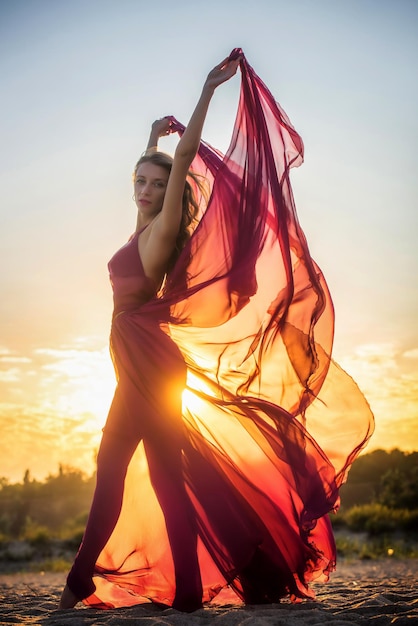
[403,348,418,359]
[338,342,418,452]
[0,367,22,383]
[0,349,33,385]
[37,347,108,378]
[0,407,101,481]
[0,356,32,364]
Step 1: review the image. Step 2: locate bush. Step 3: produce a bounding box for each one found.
[62,529,84,551]
[30,557,72,573]
[25,525,50,547]
[329,513,346,529]
[344,504,417,535]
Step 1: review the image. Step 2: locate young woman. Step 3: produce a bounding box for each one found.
[59,54,240,612]
[59,50,373,612]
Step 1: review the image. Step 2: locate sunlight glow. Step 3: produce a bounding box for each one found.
[182,370,215,416]
[36,347,116,429]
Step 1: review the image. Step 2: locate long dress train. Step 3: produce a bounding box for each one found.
[68,49,374,609]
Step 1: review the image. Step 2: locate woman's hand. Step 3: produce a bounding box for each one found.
[151,117,173,138]
[204,56,241,92]
[173,53,242,162]
[147,117,173,150]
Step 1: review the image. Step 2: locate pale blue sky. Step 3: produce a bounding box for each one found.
[0,0,417,478]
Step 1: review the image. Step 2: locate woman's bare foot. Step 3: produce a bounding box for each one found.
[58,584,79,609]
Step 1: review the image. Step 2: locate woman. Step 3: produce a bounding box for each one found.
[59,54,240,612]
[60,50,373,612]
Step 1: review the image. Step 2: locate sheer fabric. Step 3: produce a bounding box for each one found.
[83,49,374,608]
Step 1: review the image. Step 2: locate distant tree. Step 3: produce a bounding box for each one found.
[23,469,31,485]
[0,466,95,538]
[1,450,417,541]
[0,469,34,537]
[378,465,418,509]
[33,465,94,531]
[339,449,418,510]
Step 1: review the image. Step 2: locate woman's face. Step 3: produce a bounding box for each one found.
[134,162,169,219]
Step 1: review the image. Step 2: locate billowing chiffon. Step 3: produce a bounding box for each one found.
[83,49,374,608]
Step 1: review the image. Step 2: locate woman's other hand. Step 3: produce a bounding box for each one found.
[147,117,173,150]
[151,117,173,138]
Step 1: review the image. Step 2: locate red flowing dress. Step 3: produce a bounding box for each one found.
[72,50,374,609]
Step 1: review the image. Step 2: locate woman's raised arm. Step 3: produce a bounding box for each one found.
[155,55,241,239]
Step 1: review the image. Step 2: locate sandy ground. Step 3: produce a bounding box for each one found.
[0,559,417,625]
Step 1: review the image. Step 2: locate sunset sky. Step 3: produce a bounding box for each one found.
[1,0,417,482]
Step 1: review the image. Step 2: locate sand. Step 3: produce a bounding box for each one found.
[0,559,417,625]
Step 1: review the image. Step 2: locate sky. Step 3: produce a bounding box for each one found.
[0,0,417,481]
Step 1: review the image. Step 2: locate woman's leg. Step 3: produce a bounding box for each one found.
[145,431,202,612]
[59,430,139,608]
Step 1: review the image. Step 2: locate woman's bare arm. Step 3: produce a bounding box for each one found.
[141,55,241,282]
[154,56,241,240]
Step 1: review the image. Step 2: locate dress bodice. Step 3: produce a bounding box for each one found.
[108,231,156,315]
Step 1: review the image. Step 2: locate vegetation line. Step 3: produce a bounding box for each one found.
[0,449,417,568]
